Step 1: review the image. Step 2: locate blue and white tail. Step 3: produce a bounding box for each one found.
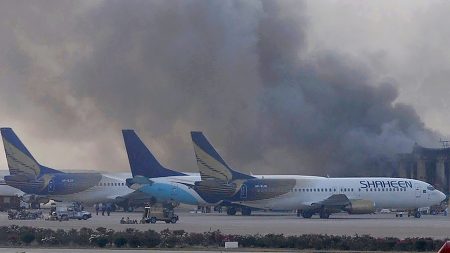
[0,128,61,179]
[122,130,186,178]
[190,131,253,182]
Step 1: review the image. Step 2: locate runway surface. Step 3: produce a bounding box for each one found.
[1,211,449,239]
[0,249,310,253]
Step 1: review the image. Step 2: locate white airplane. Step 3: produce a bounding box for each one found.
[0,128,148,209]
[0,170,24,196]
[189,131,447,218]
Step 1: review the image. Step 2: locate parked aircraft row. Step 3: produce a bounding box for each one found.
[0,127,447,218]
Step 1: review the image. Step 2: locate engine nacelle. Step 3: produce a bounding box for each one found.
[345,199,375,214]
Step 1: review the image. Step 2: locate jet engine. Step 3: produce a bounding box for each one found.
[344,199,375,214]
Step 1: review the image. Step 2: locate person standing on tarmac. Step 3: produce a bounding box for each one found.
[95,203,99,215]
[101,203,106,216]
[106,203,112,216]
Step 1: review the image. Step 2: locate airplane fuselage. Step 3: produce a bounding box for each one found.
[4,171,134,205]
[235,176,445,210]
[131,174,446,212]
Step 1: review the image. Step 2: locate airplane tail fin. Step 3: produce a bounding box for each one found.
[0,128,61,179]
[190,131,254,182]
[122,130,186,178]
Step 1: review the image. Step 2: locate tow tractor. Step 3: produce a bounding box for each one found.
[140,206,178,224]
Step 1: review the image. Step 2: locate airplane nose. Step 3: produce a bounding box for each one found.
[438,191,447,202]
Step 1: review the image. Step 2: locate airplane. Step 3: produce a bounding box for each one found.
[122,129,207,208]
[189,131,447,218]
[0,127,148,209]
[0,170,24,196]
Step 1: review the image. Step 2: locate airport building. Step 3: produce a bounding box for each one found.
[398,144,450,194]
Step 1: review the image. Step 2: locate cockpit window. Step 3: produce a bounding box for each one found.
[427,186,435,191]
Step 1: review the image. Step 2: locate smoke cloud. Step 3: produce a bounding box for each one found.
[0,0,443,176]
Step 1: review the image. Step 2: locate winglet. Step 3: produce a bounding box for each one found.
[190,131,254,182]
[122,130,186,178]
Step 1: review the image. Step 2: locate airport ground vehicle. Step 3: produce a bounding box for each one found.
[51,203,91,221]
[141,206,178,224]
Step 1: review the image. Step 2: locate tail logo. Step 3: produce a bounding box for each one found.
[3,139,40,177]
[193,142,232,182]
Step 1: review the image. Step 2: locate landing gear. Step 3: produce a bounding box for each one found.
[301,210,313,219]
[226,207,237,216]
[241,207,252,216]
[319,209,330,219]
[414,211,422,218]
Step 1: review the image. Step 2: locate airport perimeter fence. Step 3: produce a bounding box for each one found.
[0,225,446,251]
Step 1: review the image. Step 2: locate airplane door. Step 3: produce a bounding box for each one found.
[48,179,55,193]
[240,184,247,199]
[415,185,421,199]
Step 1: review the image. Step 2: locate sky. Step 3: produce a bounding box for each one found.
[0,0,449,176]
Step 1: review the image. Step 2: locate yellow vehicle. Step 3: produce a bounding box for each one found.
[141,206,178,224]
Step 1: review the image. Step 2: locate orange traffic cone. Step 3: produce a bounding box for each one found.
[438,241,450,253]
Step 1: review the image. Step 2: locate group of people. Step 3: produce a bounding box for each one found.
[94,203,113,216]
[120,216,138,224]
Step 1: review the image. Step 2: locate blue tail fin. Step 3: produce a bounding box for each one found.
[190,131,254,182]
[0,128,62,178]
[122,130,186,178]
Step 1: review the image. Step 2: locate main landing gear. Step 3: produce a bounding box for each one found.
[319,209,330,219]
[298,208,330,219]
[226,207,237,216]
[301,210,313,219]
[226,206,252,216]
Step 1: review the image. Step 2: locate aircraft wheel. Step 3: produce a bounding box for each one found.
[319,209,330,219]
[301,211,313,219]
[241,207,252,216]
[150,217,157,223]
[414,211,421,218]
[227,207,237,216]
[171,217,178,223]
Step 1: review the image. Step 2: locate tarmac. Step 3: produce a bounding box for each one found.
[1,210,449,239]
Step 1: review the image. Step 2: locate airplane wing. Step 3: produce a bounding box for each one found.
[114,190,161,203]
[306,194,351,211]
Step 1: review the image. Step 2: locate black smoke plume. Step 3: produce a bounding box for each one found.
[0,0,440,175]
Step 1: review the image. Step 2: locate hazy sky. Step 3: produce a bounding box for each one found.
[0,0,449,176]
